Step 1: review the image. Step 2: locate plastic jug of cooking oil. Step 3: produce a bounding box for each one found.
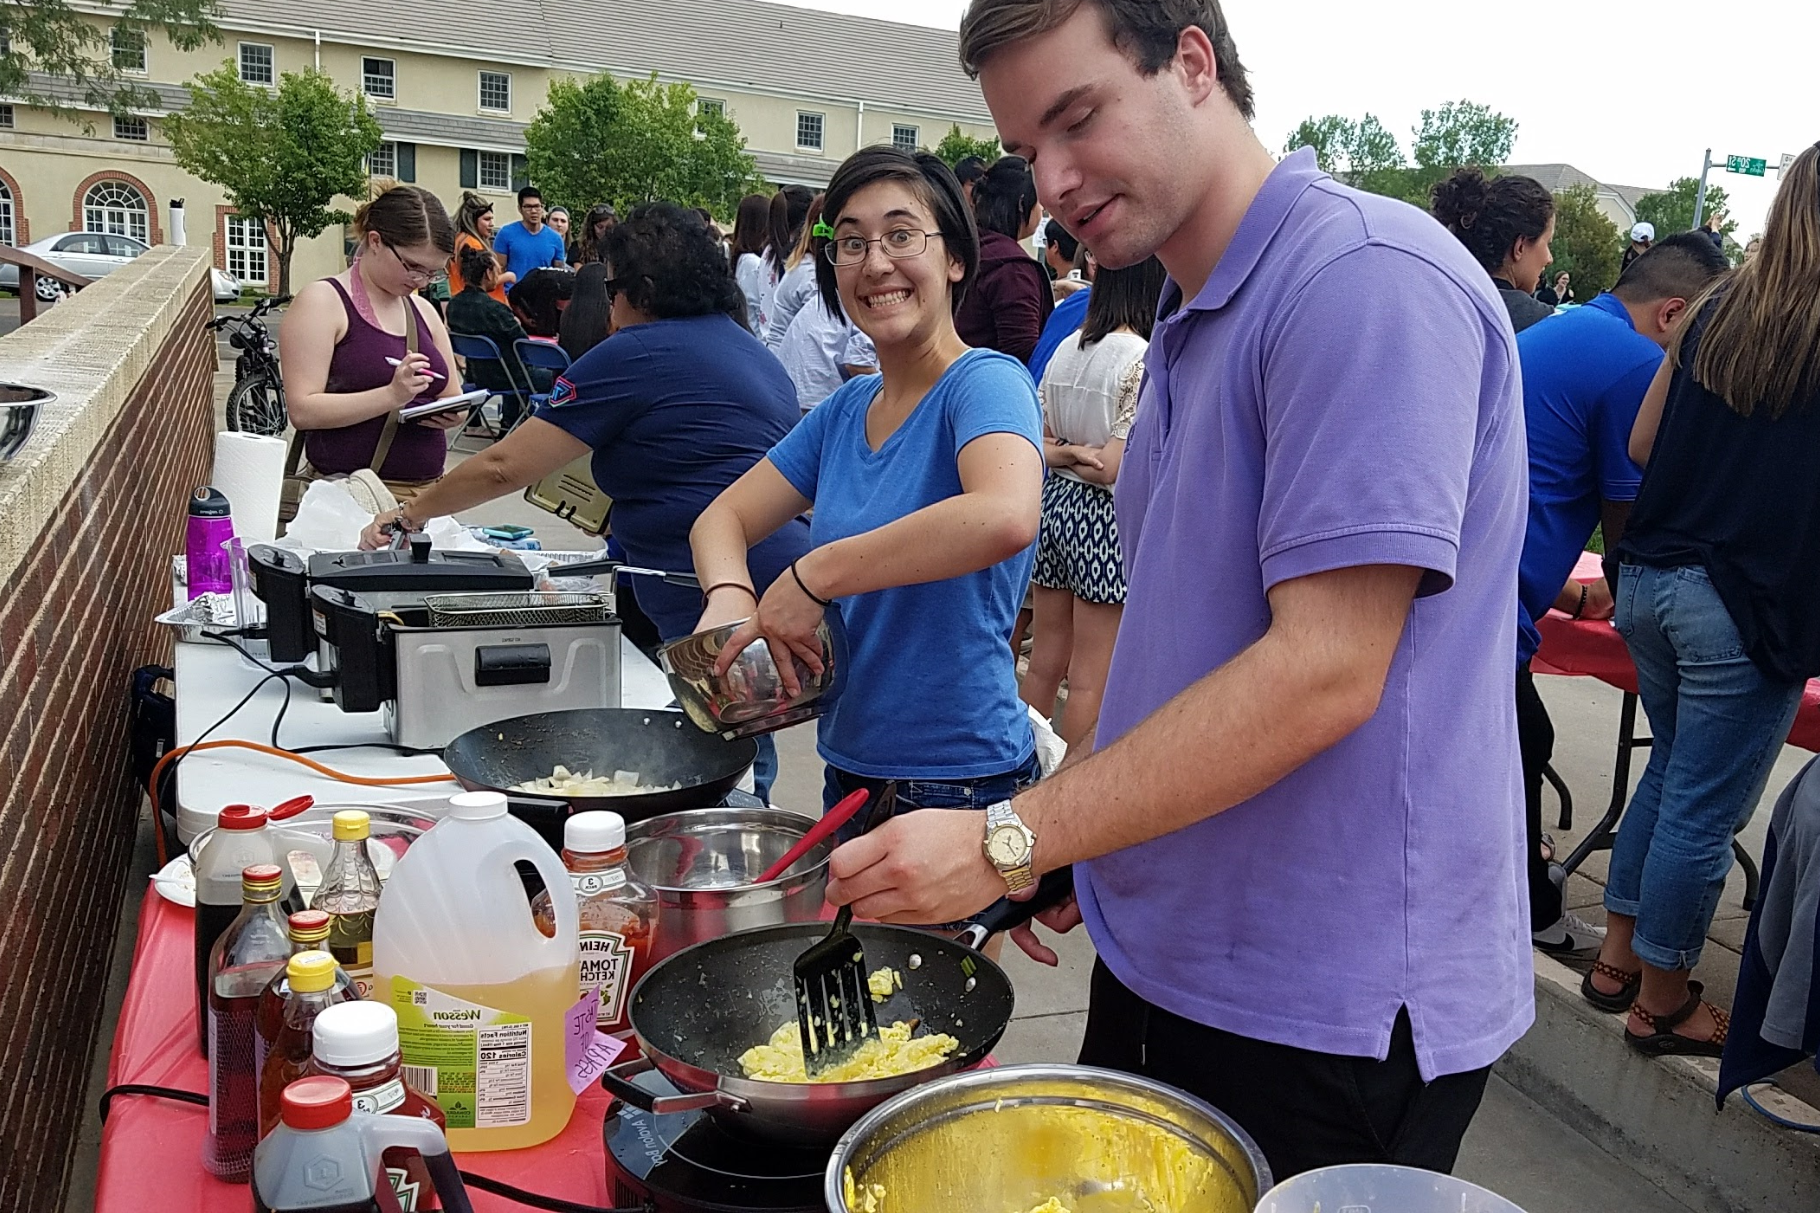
[370,792,579,1152]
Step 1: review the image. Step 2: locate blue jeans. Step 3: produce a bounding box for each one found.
[752,734,778,804]
[823,753,1043,930]
[1607,563,1802,969]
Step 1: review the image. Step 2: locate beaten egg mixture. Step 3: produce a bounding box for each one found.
[842,1170,1073,1213]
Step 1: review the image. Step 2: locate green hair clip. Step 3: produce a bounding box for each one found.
[811,220,837,239]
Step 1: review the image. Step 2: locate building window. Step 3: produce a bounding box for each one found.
[892,124,919,153]
[0,104,14,129]
[110,26,147,72]
[477,151,511,191]
[367,141,397,178]
[697,98,725,119]
[238,42,274,85]
[796,111,824,152]
[225,214,268,286]
[362,57,395,100]
[84,180,150,244]
[0,181,14,247]
[478,71,511,113]
[113,115,149,142]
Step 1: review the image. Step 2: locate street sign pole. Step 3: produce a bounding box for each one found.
[1694,148,1714,228]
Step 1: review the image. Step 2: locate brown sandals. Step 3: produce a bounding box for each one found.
[1581,959,1640,1012]
[1626,981,1729,1058]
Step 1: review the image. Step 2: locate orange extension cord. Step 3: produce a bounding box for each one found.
[149,739,457,867]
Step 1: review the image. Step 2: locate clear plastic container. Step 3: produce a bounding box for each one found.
[1257,1164,1527,1213]
[371,792,579,1152]
[252,1076,474,1213]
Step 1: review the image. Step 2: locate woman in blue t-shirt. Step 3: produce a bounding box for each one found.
[358,202,808,800]
[691,148,1045,903]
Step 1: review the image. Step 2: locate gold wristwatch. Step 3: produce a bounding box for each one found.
[982,800,1036,894]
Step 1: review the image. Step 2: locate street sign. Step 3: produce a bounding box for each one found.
[1725,154,1767,177]
[1782,153,1797,174]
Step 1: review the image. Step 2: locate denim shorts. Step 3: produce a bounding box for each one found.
[823,752,1043,931]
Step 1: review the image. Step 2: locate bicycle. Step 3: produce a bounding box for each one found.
[211,294,291,436]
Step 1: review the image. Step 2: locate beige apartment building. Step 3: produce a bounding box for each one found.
[0,0,998,290]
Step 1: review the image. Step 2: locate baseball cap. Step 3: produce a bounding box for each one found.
[1630,222,1656,243]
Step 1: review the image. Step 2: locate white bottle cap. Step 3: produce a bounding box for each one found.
[448,791,508,820]
[565,810,626,853]
[311,1000,400,1067]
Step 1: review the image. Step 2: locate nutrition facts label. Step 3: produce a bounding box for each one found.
[475,1022,531,1128]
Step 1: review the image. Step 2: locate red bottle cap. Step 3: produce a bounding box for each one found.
[217,804,269,831]
[280,1076,353,1130]
[241,863,283,884]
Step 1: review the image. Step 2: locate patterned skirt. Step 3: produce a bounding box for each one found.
[1032,473,1127,605]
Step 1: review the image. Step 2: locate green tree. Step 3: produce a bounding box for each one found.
[164,63,382,296]
[1634,176,1735,243]
[0,0,219,119]
[1548,184,1622,299]
[1411,100,1518,171]
[933,124,1001,166]
[1283,114,1353,174]
[524,73,766,220]
[1284,112,1407,194]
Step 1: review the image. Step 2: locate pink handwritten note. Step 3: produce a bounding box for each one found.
[565,989,628,1094]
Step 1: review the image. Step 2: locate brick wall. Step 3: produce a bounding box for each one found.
[0,270,215,1211]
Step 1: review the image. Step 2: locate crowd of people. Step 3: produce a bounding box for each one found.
[269,0,1820,1186]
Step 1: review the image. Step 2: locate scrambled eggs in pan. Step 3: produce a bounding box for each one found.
[738,1019,959,1084]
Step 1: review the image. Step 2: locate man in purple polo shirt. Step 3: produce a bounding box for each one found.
[823,0,1531,1180]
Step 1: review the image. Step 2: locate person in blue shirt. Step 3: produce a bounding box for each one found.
[493,186,568,284]
[691,148,1044,919]
[1514,232,1730,957]
[357,202,806,802]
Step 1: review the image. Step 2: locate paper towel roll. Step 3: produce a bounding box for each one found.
[210,431,288,542]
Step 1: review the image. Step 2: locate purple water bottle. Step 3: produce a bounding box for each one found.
[185,486,236,599]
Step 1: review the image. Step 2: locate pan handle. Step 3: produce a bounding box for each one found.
[598,1054,752,1116]
[954,866,1075,951]
[551,555,701,588]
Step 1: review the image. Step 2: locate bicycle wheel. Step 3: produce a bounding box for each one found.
[225,373,286,437]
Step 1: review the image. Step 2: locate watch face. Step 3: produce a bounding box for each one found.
[986,824,1030,867]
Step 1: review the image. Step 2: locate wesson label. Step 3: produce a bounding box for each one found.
[390,977,531,1129]
[578,930,635,1025]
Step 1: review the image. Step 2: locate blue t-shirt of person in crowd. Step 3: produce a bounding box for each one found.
[766,347,1042,780]
[1515,292,1658,660]
[536,312,809,639]
[493,220,567,283]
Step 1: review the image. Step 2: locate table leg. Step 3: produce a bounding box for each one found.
[1731,838,1759,913]
[1563,692,1649,876]
[1542,762,1574,831]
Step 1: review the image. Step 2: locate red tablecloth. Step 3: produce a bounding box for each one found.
[97,888,615,1212]
[1531,551,1820,753]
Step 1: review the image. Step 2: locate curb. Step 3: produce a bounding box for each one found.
[1496,953,1820,1212]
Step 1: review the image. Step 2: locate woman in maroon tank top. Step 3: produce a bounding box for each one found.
[280,185,466,493]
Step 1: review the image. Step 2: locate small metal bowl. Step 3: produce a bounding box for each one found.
[0,383,54,462]
[659,618,836,740]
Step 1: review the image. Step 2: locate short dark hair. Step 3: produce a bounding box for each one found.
[517,185,543,207]
[954,155,989,186]
[1614,231,1730,303]
[959,0,1254,121]
[1044,218,1079,263]
[603,202,744,320]
[815,146,980,322]
[1429,168,1555,276]
[457,245,496,289]
[1080,255,1166,345]
[507,268,574,338]
[974,155,1039,240]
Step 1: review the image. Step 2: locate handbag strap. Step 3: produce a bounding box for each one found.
[368,296,420,475]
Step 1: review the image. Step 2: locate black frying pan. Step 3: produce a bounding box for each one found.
[441,707,758,846]
[601,868,1074,1147]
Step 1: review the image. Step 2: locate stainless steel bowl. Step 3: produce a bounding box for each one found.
[624,806,832,965]
[825,1064,1271,1213]
[0,383,54,462]
[659,617,836,740]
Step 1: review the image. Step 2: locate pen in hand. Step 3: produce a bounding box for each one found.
[385,356,446,380]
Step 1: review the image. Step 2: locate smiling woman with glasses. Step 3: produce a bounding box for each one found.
[278,184,467,511]
[689,146,1046,932]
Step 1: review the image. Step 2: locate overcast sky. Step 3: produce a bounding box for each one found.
[775,0,1812,237]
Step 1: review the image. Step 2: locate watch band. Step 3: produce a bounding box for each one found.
[984,801,1036,894]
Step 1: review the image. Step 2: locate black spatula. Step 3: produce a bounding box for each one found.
[794,782,896,1076]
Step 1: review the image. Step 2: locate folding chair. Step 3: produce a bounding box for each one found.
[512,338,573,419]
[447,331,531,438]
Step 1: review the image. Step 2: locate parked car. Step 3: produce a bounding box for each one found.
[1,232,241,302]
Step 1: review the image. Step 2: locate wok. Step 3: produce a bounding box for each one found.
[441,707,758,846]
[600,868,1074,1147]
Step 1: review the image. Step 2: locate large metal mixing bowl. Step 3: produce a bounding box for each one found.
[659,618,836,740]
[825,1064,1271,1213]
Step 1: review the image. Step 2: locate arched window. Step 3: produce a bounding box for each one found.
[0,180,14,247]
[83,180,149,245]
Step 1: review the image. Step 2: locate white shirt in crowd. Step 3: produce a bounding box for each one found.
[1038,329,1147,484]
[778,299,876,412]
[735,249,778,335]
[764,259,819,349]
